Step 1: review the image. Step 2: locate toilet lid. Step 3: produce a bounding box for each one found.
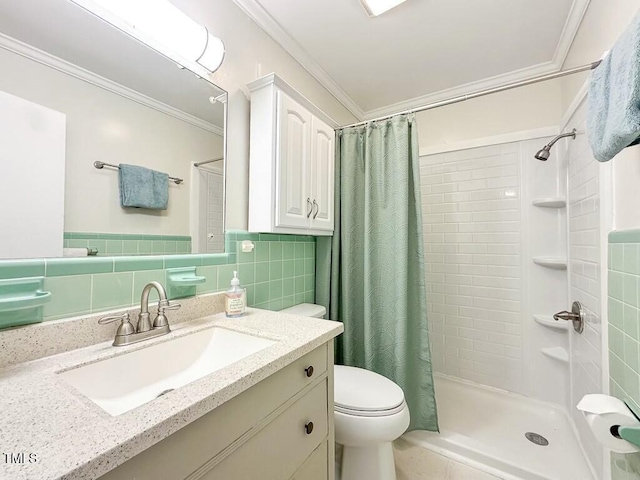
[334,366,405,416]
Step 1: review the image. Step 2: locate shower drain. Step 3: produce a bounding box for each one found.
[525,432,549,446]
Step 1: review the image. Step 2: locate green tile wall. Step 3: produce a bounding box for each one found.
[63,232,192,256]
[609,232,640,479]
[0,231,316,323]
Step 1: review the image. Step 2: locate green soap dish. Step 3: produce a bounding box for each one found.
[167,267,206,299]
[0,277,51,329]
[0,290,51,311]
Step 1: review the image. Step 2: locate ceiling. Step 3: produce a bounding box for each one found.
[233,0,590,120]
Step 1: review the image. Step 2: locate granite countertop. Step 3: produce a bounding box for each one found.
[0,308,343,480]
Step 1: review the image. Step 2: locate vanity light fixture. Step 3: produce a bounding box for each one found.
[70,0,225,73]
[359,0,408,17]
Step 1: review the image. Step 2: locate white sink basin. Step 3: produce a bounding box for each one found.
[59,327,276,416]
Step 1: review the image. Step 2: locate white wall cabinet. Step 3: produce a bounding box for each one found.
[248,74,336,236]
[99,342,335,480]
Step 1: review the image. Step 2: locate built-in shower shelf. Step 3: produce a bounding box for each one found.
[532,257,567,269]
[533,315,569,331]
[532,198,566,208]
[541,347,569,363]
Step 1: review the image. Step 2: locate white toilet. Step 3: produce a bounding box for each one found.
[281,303,410,480]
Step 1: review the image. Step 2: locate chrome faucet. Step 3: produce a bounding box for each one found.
[99,281,181,346]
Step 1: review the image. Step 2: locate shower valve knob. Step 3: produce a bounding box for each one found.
[552,301,585,334]
[553,311,578,321]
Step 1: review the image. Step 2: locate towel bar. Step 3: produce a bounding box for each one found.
[94,161,183,185]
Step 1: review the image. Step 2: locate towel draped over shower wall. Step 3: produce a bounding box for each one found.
[316,115,439,432]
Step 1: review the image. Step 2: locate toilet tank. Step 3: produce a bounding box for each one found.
[280,303,326,318]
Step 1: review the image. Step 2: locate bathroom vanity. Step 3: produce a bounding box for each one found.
[0,300,342,480]
[100,342,332,480]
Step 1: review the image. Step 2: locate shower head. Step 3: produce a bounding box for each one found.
[534,147,551,161]
[534,129,577,161]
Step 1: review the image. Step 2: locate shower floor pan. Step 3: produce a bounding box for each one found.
[403,374,595,480]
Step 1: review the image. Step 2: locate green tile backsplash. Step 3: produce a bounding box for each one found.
[0,231,316,323]
[609,232,640,479]
[63,232,192,256]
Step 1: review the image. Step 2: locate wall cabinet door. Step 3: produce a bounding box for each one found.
[309,116,335,232]
[248,74,336,235]
[276,92,312,229]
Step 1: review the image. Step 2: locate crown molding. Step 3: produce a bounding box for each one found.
[0,32,224,136]
[553,0,591,69]
[234,0,590,123]
[247,72,339,127]
[232,0,366,120]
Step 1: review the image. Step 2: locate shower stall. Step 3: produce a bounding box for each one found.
[404,97,609,480]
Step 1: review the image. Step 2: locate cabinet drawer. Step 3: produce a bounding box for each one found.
[99,345,328,480]
[291,441,329,480]
[200,381,328,480]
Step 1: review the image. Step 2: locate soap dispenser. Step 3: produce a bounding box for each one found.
[225,271,246,318]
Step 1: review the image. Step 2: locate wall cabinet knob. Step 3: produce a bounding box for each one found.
[305,421,314,435]
[305,366,314,377]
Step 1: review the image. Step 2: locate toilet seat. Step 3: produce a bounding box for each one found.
[335,400,407,417]
[334,365,406,417]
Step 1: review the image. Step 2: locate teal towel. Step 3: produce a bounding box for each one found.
[118,164,169,210]
[587,11,640,162]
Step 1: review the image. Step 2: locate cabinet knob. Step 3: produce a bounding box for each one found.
[305,422,314,435]
[305,365,314,378]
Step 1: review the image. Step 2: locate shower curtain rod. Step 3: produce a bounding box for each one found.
[338,60,602,129]
[193,157,224,167]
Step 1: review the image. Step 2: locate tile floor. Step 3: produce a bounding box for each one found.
[394,438,502,480]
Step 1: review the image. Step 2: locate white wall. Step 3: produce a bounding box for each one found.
[563,99,605,478]
[416,81,563,150]
[420,144,526,393]
[171,0,358,231]
[0,47,223,236]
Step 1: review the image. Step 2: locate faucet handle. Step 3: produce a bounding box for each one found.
[98,312,130,324]
[98,312,135,338]
[159,301,181,312]
[153,301,180,329]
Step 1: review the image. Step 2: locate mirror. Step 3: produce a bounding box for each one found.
[0,0,227,259]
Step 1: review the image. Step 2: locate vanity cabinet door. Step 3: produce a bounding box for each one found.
[200,381,328,480]
[291,441,329,480]
[97,345,329,480]
[309,116,335,232]
[275,92,312,229]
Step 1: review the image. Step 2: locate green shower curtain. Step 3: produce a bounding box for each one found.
[316,115,438,432]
